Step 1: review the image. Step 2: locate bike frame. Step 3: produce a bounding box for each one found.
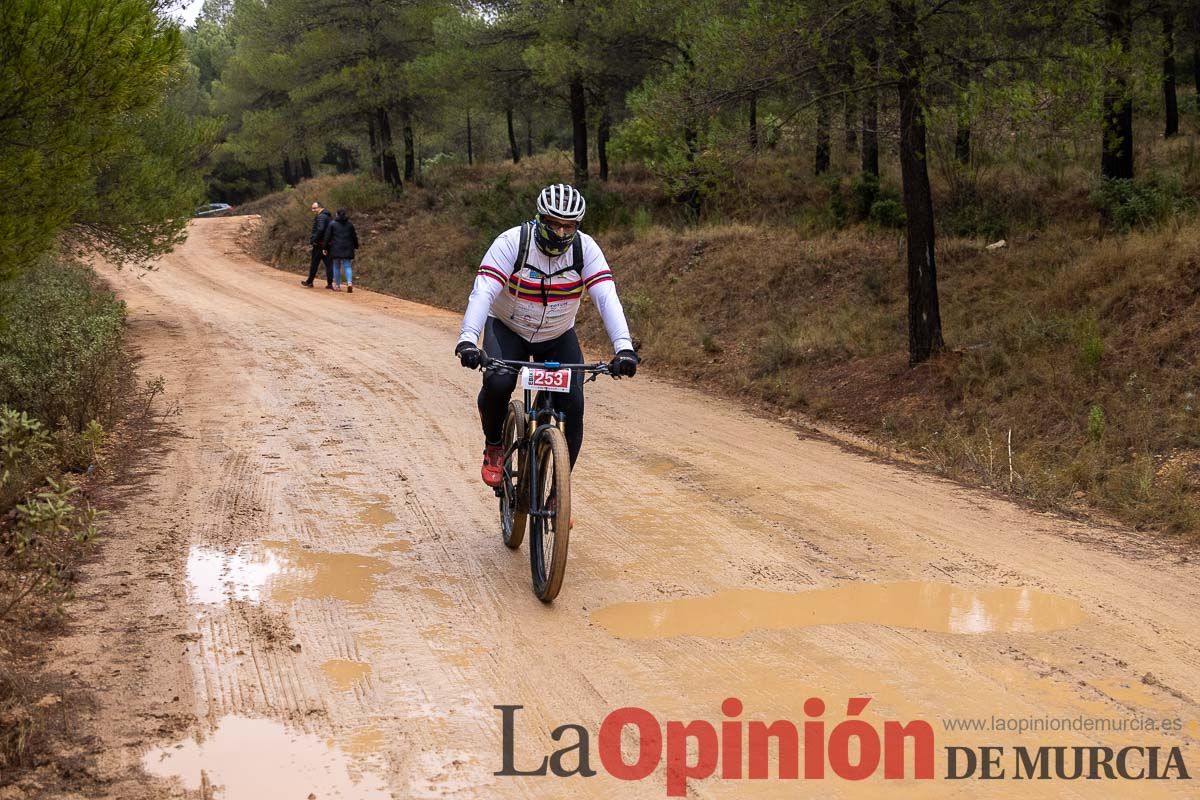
[483,357,610,520]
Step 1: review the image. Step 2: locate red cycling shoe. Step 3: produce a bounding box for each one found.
[481,443,505,487]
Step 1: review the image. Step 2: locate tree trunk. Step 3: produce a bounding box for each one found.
[570,77,588,185]
[1164,11,1180,138]
[367,115,382,180]
[506,105,520,164]
[466,109,473,166]
[265,164,276,190]
[955,122,971,165]
[300,155,313,179]
[678,117,702,218]
[1101,0,1134,180]
[890,0,944,366]
[814,89,831,175]
[749,91,759,150]
[282,156,294,186]
[844,92,857,153]
[954,63,971,165]
[1195,42,1200,100]
[598,101,610,181]
[525,111,533,157]
[376,107,402,187]
[1193,12,1200,100]
[862,44,880,177]
[1191,3,1200,99]
[401,101,415,182]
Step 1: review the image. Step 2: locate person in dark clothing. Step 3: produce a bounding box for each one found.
[323,209,360,292]
[302,201,334,288]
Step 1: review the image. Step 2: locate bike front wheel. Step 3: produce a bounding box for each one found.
[529,425,571,602]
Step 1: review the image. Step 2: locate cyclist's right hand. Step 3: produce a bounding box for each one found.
[455,341,483,369]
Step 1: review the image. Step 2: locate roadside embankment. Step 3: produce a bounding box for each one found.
[245,161,1200,535]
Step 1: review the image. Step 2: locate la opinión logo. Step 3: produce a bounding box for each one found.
[494,699,1193,795]
[494,697,935,796]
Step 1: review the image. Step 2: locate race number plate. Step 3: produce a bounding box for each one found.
[520,366,572,393]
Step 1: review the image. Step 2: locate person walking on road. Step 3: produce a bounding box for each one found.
[302,201,334,288]
[323,209,360,292]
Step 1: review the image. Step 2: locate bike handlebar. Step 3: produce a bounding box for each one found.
[480,355,614,376]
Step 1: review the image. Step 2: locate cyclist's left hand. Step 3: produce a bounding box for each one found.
[610,349,639,377]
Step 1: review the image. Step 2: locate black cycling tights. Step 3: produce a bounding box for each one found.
[479,318,584,468]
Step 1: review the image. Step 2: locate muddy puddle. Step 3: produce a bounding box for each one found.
[185,546,284,604]
[322,658,372,691]
[142,715,389,799]
[358,501,398,526]
[592,581,1086,639]
[186,541,391,607]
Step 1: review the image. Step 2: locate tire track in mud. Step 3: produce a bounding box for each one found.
[74,217,1200,800]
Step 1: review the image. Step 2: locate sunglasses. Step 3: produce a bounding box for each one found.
[542,217,578,235]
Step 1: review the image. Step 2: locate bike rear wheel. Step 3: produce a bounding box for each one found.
[529,425,571,602]
[500,399,527,549]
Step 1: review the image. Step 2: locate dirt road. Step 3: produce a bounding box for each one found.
[58,217,1197,798]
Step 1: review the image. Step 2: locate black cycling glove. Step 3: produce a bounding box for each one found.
[455,341,483,369]
[610,349,639,378]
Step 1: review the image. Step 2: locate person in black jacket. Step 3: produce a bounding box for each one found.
[323,209,360,293]
[302,201,334,288]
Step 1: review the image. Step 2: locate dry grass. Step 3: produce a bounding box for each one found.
[252,153,1200,534]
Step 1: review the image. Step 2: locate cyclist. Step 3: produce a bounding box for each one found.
[455,184,638,488]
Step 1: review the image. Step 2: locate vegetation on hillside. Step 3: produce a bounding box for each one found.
[186,0,1200,533]
[249,143,1200,534]
[2,0,210,771]
[0,257,139,769]
[188,0,1200,367]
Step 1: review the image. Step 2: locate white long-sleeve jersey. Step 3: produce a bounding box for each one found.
[457,225,634,353]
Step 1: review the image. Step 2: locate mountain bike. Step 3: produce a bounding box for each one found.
[481,355,614,602]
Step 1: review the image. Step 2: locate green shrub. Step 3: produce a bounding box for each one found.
[0,409,51,511]
[838,171,908,230]
[0,258,125,630]
[0,476,99,623]
[1087,405,1106,441]
[1091,174,1194,231]
[1077,318,1104,370]
[850,172,881,220]
[620,291,656,326]
[631,207,654,236]
[466,175,537,232]
[327,175,400,214]
[582,187,634,232]
[0,258,130,440]
[869,197,907,229]
[939,183,1043,240]
[942,194,1007,240]
[825,177,849,229]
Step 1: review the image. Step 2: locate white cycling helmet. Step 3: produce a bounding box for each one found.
[536,183,586,221]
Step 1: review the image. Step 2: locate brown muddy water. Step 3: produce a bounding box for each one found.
[591,582,1086,639]
[141,715,389,799]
